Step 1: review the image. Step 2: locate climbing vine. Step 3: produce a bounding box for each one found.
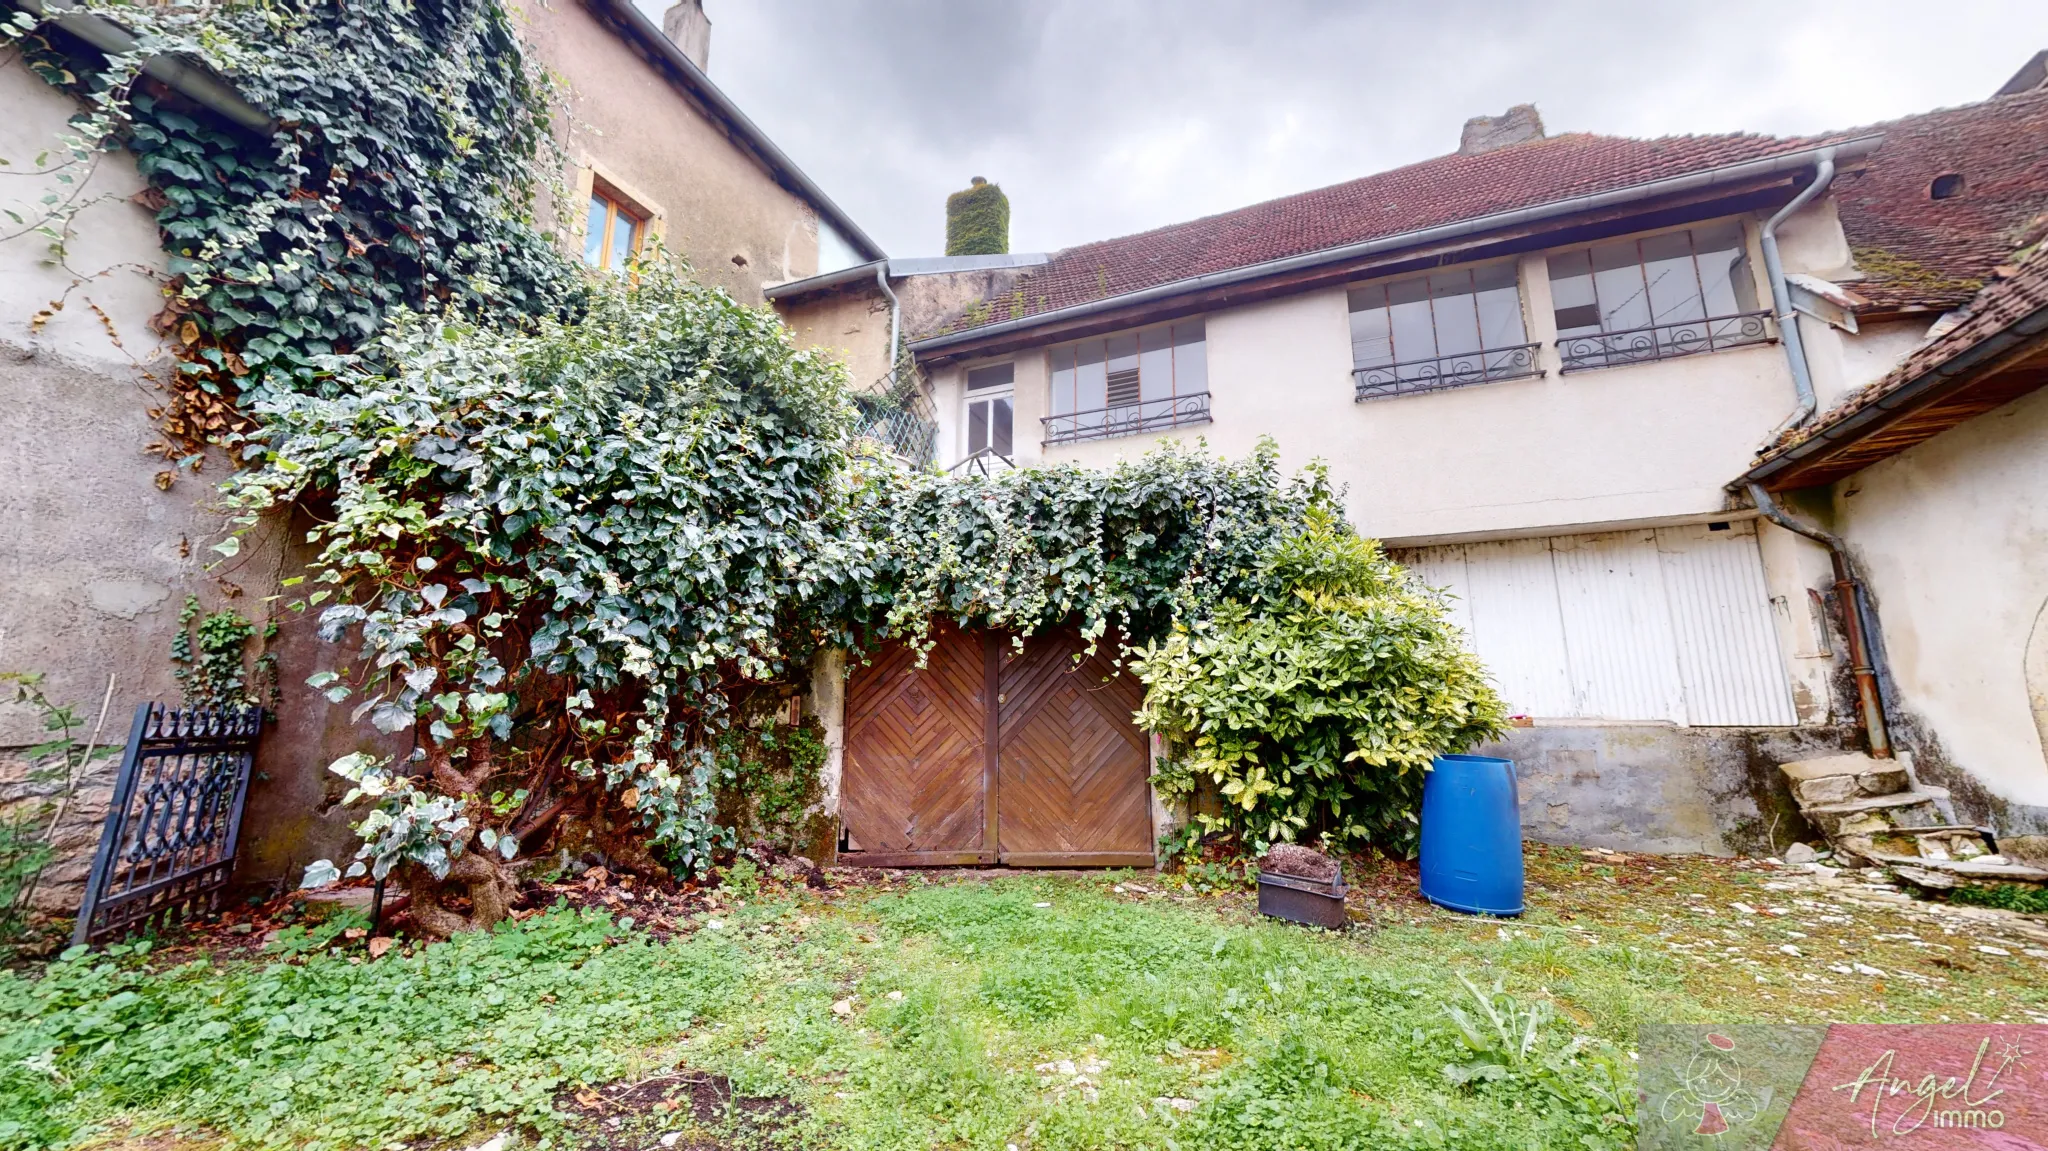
[4,0,583,465]
[856,438,1322,657]
[229,264,875,934]
[9,0,1510,930]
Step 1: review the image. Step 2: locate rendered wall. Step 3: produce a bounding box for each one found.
[509,0,821,301]
[926,208,1848,543]
[1831,382,2048,826]
[0,63,373,909]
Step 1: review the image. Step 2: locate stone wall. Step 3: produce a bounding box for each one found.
[1475,723,1860,857]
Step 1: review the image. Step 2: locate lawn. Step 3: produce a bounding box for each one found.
[6,846,2046,1151]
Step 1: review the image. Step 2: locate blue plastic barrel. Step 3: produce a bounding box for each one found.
[1419,754,1524,916]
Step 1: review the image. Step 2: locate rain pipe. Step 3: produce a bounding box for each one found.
[1746,483,1891,759]
[1760,147,1839,443]
[876,261,901,372]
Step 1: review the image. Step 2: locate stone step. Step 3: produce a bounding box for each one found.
[1870,852,2048,883]
[1801,787,1951,818]
[1780,752,1914,807]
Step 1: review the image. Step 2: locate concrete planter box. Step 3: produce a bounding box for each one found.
[1255,867,1347,929]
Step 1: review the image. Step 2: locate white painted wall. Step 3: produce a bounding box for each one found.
[928,207,1873,543]
[1832,383,2048,807]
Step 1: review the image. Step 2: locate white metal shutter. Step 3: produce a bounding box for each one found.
[1397,522,1796,726]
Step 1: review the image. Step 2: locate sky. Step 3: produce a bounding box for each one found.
[633,0,2048,259]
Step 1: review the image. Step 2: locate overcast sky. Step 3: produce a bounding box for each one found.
[634,0,2048,259]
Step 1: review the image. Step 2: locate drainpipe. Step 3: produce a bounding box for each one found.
[1761,148,1838,443]
[875,262,901,379]
[1746,483,1891,759]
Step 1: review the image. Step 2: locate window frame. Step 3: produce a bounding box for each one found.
[1043,320,1212,446]
[1346,258,1540,402]
[1546,221,1772,373]
[961,362,1016,461]
[584,182,647,273]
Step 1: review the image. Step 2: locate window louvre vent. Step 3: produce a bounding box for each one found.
[1105,367,1141,408]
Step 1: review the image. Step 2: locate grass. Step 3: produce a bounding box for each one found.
[5,845,2046,1151]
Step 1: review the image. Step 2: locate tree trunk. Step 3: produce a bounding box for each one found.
[404,850,518,938]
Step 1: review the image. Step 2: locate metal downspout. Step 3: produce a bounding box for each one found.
[1746,483,1891,759]
[875,262,901,375]
[1761,148,1838,443]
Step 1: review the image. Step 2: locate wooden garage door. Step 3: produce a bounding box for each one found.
[996,627,1154,866]
[841,623,1153,867]
[841,619,993,866]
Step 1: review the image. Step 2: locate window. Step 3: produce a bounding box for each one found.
[1548,222,1768,371]
[1348,260,1535,400]
[963,362,1014,459]
[1045,320,1210,445]
[583,187,643,272]
[1929,173,1965,200]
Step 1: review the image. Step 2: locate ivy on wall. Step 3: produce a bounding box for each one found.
[944,176,1009,257]
[9,0,1507,930]
[4,0,584,462]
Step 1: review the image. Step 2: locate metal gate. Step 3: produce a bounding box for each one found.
[74,703,264,945]
[841,623,1154,867]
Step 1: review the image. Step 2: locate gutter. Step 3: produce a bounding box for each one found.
[910,136,1883,356]
[1746,484,1892,759]
[1759,148,1840,444]
[18,0,273,135]
[761,258,886,302]
[580,0,885,263]
[1740,295,2048,487]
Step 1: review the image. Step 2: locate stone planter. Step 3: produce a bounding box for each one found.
[1255,866,1347,929]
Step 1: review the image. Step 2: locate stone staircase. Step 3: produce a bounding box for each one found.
[1779,753,2048,887]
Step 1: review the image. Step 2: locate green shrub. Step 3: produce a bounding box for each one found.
[1134,505,1506,852]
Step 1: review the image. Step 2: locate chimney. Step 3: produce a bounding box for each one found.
[1459,105,1544,155]
[945,176,1010,257]
[662,0,711,71]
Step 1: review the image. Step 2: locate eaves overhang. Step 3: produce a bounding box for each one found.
[1737,296,2048,492]
[908,136,1884,359]
[579,0,886,263]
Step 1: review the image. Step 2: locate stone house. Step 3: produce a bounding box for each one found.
[773,59,2048,862]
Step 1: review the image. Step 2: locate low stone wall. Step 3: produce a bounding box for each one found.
[1473,723,1862,857]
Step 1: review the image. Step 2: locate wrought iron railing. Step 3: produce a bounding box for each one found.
[1352,343,1542,401]
[949,447,1016,476]
[75,703,264,945]
[1556,310,1774,373]
[1043,392,1211,446]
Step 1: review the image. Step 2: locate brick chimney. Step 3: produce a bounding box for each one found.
[1459,105,1544,155]
[662,0,711,71]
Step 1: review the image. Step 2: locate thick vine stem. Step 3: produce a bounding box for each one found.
[404,850,518,939]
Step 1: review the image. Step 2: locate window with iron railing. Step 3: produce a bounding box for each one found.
[1045,321,1210,445]
[1348,260,1538,401]
[1549,222,1771,372]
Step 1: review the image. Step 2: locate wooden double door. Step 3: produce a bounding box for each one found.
[841,621,1155,867]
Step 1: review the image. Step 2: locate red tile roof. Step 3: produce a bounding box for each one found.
[918,88,2048,341]
[1829,88,2048,314]
[918,130,1847,339]
[1761,243,2048,461]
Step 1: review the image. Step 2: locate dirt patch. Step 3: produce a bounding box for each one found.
[558,1071,802,1150]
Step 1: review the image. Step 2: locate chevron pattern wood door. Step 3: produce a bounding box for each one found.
[840,621,994,866]
[995,628,1155,866]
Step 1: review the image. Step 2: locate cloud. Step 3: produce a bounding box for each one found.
[634,0,2048,257]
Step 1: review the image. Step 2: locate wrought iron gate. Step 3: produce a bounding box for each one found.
[74,703,264,945]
